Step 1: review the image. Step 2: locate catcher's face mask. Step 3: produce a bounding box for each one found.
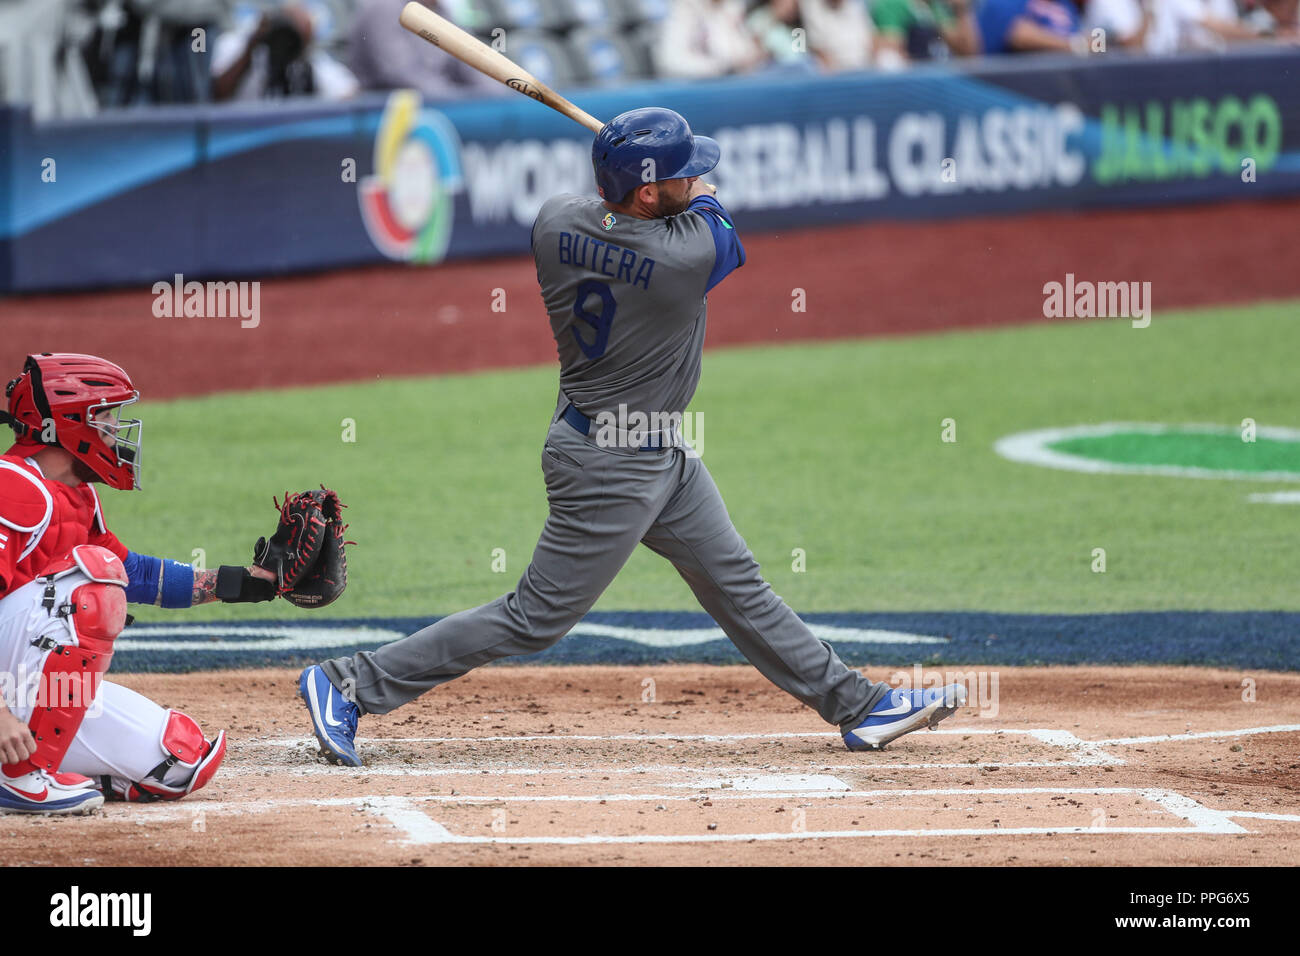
[87,397,144,490]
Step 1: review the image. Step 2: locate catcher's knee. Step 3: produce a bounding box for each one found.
[67,581,127,647]
[101,710,227,803]
[43,545,129,651]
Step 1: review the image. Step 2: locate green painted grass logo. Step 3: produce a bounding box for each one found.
[994,423,1300,481]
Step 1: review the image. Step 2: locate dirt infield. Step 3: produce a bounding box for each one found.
[3,198,1298,400]
[4,664,1296,866]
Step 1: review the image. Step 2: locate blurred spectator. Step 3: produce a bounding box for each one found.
[870,0,980,65]
[0,0,99,119]
[1080,0,1151,49]
[802,0,875,69]
[977,0,1083,53]
[655,0,770,77]
[1249,0,1300,37]
[211,3,359,100]
[749,0,874,69]
[82,0,230,106]
[348,0,503,100]
[748,0,815,66]
[1145,0,1267,51]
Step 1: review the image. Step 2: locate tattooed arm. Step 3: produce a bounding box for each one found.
[123,552,277,607]
[191,569,220,606]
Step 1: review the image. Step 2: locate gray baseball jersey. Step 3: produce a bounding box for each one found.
[321,192,888,733]
[532,193,727,421]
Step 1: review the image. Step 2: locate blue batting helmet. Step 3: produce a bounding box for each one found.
[591,107,720,203]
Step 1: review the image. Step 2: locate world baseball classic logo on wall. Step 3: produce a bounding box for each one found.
[358,90,464,263]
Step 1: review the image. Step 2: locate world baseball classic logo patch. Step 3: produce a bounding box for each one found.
[601,212,616,231]
[358,90,464,264]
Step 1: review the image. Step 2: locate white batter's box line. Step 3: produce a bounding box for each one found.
[371,827,1232,848]
[220,753,1115,778]
[115,786,1250,844]
[373,786,1248,845]
[251,727,1096,747]
[242,727,1126,770]
[387,790,1248,848]
[254,731,867,746]
[1094,724,1300,746]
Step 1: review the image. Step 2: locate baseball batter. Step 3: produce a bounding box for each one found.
[300,108,966,765]
[0,353,289,814]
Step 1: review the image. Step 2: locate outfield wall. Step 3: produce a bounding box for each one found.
[2,48,1298,294]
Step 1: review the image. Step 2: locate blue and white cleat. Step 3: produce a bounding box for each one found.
[299,665,362,767]
[843,683,968,751]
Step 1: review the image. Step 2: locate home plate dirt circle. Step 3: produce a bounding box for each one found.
[3,665,1297,866]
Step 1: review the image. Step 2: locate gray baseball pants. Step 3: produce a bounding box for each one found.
[321,409,888,733]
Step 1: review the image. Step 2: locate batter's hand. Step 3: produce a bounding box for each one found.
[689,179,718,200]
[0,705,36,764]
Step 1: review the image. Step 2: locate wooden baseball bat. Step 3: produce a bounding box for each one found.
[398,2,605,134]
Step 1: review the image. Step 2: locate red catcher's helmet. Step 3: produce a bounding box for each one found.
[3,353,143,490]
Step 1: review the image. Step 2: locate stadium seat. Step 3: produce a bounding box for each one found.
[487,0,547,30]
[445,0,500,31]
[503,29,579,86]
[551,0,616,30]
[614,0,669,25]
[567,27,648,83]
[630,19,662,73]
[597,0,641,27]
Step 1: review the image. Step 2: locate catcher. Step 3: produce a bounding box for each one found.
[0,353,348,814]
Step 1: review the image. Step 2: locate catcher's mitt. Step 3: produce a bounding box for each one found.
[254,487,351,608]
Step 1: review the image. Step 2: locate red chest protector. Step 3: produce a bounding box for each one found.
[0,454,127,597]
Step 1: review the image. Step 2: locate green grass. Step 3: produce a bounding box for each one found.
[108,299,1300,622]
[1050,431,1300,472]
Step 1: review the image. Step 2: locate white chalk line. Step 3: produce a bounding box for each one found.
[249,725,1299,748]
[246,724,1299,768]
[1223,811,1300,822]
[127,787,1250,844]
[1138,788,1247,834]
[395,786,1245,845]
[238,727,1123,771]
[361,796,456,844]
[1095,724,1300,746]
[370,826,1228,845]
[220,757,1112,778]
[251,728,1007,747]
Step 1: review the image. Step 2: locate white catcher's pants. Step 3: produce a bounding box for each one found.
[0,577,170,782]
